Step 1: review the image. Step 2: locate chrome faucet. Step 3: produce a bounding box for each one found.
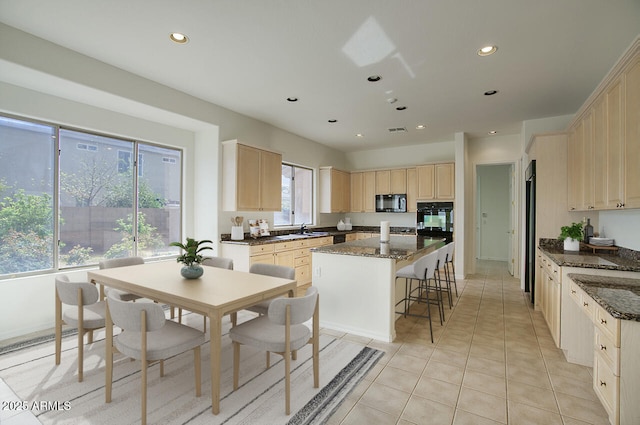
[300,223,307,234]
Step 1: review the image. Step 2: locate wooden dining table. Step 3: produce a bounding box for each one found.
[87,261,297,415]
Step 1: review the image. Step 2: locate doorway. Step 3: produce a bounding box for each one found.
[476,164,515,274]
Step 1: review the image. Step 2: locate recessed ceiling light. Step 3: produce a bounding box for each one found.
[478,45,497,56]
[169,32,189,44]
[328,119,337,123]
[396,106,407,111]
[367,75,382,82]
[416,125,426,130]
[356,133,364,138]
[489,130,498,135]
[286,97,298,102]
[484,90,499,96]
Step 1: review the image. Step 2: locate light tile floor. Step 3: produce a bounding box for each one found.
[323,260,611,425]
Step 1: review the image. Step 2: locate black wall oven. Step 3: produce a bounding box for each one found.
[416,202,454,243]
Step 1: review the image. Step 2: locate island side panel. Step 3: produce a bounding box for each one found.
[312,252,396,342]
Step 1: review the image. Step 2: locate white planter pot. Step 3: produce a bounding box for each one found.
[563,238,580,251]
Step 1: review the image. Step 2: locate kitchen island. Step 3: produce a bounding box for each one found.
[311,235,445,342]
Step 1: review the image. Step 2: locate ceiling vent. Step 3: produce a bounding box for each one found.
[388,127,408,133]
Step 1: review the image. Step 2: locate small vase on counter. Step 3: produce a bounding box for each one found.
[337,220,346,231]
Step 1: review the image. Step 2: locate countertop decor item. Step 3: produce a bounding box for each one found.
[170,237,213,279]
[558,222,583,251]
[231,216,244,240]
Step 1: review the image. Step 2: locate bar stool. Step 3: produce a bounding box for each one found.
[445,242,458,296]
[394,250,442,342]
[435,246,453,309]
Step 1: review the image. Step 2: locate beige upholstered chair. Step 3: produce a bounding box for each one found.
[54,275,106,382]
[247,263,296,315]
[106,293,205,425]
[177,256,234,330]
[98,256,145,301]
[229,286,319,415]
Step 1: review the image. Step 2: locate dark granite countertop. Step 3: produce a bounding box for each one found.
[538,242,640,273]
[220,226,415,246]
[310,235,445,260]
[568,273,640,322]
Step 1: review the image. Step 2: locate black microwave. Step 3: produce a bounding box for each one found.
[376,194,407,213]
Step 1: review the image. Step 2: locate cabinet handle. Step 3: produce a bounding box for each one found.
[600,344,607,351]
[600,380,607,387]
[571,290,576,294]
[583,302,589,307]
[600,318,607,325]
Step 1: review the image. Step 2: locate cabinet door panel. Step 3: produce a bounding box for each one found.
[376,170,390,194]
[406,168,417,212]
[363,171,376,212]
[417,165,435,199]
[582,113,594,210]
[237,144,261,210]
[435,163,455,199]
[350,172,363,212]
[593,98,607,209]
[624,57,640,208]
[390,169,407,194]
[259,149,283,211]
[607,77,625,208]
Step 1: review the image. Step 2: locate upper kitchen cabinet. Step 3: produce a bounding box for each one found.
[319,166,350,213]
[375,169,407,195]
[406,168,417,212]
[350,171,375,213]
[625,55,640,208]
[222,140,282,211]
[566,39,640,211]
[417,163,455,201]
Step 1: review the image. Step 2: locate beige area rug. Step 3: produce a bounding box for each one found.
[0,312,382,425]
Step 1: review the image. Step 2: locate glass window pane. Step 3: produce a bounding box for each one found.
[274,165,293,226]
[137,143,182,258]
[59,129,134,266]
[0,116,55,276]
[293,167,312,225]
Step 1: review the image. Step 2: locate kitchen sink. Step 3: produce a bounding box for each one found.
[273,231,330,240]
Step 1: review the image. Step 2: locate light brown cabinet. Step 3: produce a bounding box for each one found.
[222,140,282,211]
[221,236,333,288]
[376,169,407,194]
[566,40,640,211]
[416,163,455,200]
[319,167,350,213]
[406,168,417,212]
[624,55,640,208]
[350,171,375,213]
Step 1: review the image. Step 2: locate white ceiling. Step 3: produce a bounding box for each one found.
[1,1,639,152]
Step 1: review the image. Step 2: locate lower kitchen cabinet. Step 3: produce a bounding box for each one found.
[537,249,561,346]
[568,275,640,425]
[221,236,333,288]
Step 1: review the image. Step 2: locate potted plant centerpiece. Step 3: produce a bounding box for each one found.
[558,222,583,251]
[170,237,213,279]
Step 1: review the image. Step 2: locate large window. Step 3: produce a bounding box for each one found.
[275,164,313,226]
[0,115,183,278]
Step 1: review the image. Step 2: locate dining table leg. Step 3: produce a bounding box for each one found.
[210,311,222,414]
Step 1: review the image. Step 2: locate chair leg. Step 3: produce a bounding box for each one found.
[160,360,164,377]
[55,294,62,366]
[203,316,207,332]
[194,346,201,397]
[266,351,270,368]
[233,342,240,390]
[449,261,458,296]
[285,351,291,415]
[178,308,183,324]
[77,328,84,382]
[425,283,434,343]
[141,360,147,425]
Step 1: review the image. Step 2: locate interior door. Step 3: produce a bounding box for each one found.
[508,164,515,276]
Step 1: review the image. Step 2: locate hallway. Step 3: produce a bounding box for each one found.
[326,260,609,425]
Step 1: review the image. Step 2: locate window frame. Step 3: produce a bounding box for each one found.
[274,162,314,228]
[0,113,184,280]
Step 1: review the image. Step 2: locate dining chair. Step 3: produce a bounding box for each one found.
[177,256,234,331]
[247,263,296,315]
[394,250,441,342]
[54,275,106,382]
[229,286,319,415]
[106,293,205,425]
[98,256,145,301]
